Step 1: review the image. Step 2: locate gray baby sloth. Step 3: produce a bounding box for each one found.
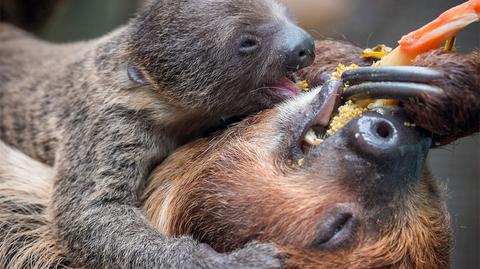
[0,0,315,268]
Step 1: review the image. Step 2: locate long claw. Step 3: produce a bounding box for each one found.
[342,66,445,85]
[343,82,444,101]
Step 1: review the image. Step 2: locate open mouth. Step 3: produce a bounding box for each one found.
[299,80,344,149]
[279,79,345,162]
[263,74,304,100]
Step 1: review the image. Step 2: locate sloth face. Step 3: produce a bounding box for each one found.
[129,0,315,116]
[144,84,450,268]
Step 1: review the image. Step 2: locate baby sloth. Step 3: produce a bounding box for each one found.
[0,0,316,268]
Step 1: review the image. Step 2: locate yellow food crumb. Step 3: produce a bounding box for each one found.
[297,158,305,167]
[361,44,392,59]
[331,63,359,80]
[326,100,367,137]
[326,48,401,137]
[296,80,309,91]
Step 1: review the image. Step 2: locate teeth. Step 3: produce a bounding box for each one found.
[304,128,323,146]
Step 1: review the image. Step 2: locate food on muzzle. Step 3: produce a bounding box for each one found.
[261,24,316,100]
[299,80,343,147]
[325,100,366,137]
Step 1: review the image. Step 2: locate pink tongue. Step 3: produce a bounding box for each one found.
[269,78,302,97]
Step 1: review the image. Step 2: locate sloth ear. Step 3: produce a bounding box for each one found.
[127,64,149,86]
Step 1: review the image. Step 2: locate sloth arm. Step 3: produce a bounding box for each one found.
[296,40,480,145]
[52,106,278,269]
[406,50,480,145]
[52,108,187,268]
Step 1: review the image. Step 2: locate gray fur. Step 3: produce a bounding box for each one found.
[0,0,307,267]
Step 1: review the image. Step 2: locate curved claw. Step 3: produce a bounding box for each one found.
[341,66,445,85]
[343,82,444,101]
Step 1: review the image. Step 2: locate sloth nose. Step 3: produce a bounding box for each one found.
[343,108,431,185]
[281,25,316,72]
[349,114,400,154]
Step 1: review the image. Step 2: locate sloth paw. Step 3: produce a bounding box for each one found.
[409,50,480,145]
[341,50,480,146]
[192,242,281,269]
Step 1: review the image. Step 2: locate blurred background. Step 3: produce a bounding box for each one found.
[8,0,480,267]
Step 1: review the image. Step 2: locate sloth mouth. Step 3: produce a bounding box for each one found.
[296,80,344,152]
[281,80,344,161]
[313,204,359,249]
[262,74,303,101]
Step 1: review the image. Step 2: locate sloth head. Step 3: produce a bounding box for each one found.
[127,0,315,116]
[144,84,451,269]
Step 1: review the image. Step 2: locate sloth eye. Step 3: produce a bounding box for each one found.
[238,35,260,55]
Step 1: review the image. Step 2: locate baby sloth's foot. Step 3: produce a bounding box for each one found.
[193,242,281,269]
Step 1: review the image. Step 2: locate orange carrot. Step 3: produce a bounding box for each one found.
[379,0,480,66]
